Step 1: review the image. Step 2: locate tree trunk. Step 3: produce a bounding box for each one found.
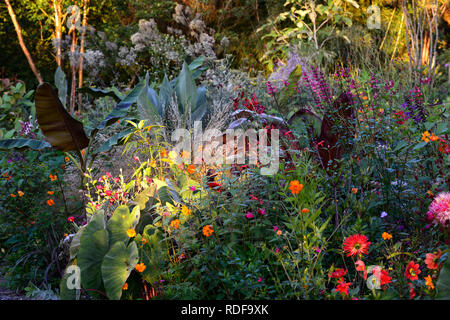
[78,0,89,111]
[4,0,43,84]
[53,0,63,67]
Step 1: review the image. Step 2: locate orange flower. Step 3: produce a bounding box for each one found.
[187,165,196,174]
[10,193,16,198]
[17,190,24,197]
[355,260,367,280]
[202,225,214,237]
[276,230,282,236]
[47,191,54,195]
[362,96,368,101]
[160,149,167,158]
[424,275,434,290]
[122,283,128,290]
[49,174,58,181]
[429,133,439,142]
[170,219,180,229]
[181,205,191,216]
[126,229,136,238]
[135,263,146,273]
[422,131,430,143]
[141,238,147,245]
[301,208,310,214]
[81,149,85,156]
[351,188,358,194]
[288,180,303,195]
[382,232,392,240]
[425,250,442,270]
[64,156,70,163]
[47,199,55,206]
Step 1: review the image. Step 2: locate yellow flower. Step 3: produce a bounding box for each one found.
[126,229,136,238]
[424,275,434,290]
[135,263,146,273]
[382,232,392,240]
[181,205,191,216]
[168,151,177,160]
[422,131,430,143]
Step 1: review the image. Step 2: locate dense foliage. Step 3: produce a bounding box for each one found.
[0,0,449,300]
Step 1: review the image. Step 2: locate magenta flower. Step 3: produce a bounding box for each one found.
[257,208,266,216]
[426,192,450,227]
[245,212,254,219]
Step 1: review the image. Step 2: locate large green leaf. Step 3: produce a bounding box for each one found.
[101,241,138,300]
[137,72,162,124]
[192,87,207,122]
[159,74,173,108]
[77,86,122,102]
[77,211,109,291]
[106,205,140,244]
[436,253,450,299]
[96,128,134,154]
[134,225,165,283]
[60,263,81,300]
[176,62,197,116]
[96,82,145,130]
[34,83,89,152]
[0,138,51,151]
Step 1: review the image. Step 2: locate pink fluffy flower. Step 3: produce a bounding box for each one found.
[426,192,450,227]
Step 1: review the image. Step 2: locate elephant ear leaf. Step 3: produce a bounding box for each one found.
[436,253,450,299]
[34,83,89,152]
[101,241,138,300]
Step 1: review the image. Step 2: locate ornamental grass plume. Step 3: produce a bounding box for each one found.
[426,192,450,228]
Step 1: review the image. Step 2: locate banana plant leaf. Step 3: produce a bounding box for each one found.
[77,86,122,102]
[0,138,51,151]
[34,83,89,152]
[96,82,145,130]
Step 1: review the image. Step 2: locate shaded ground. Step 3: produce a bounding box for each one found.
[0,278,29,300]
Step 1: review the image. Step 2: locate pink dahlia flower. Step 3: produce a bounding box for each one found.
[426,192,450,227]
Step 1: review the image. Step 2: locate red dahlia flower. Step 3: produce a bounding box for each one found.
[335,279,352,296]
[329,268,347,279]
[405,261,421,281]
[343,234,371,257]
